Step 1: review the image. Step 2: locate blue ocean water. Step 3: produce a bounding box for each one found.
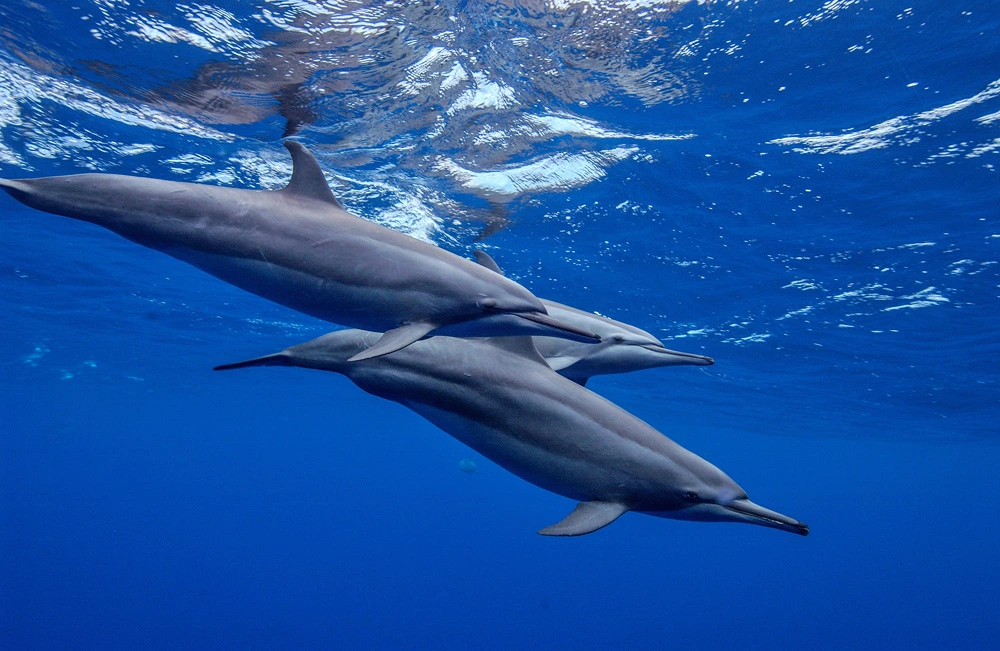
[1,1,998,648]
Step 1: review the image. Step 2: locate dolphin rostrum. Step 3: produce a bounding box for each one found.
[216,330,808,537]
[0,142,599,361]
[473,251,713,384]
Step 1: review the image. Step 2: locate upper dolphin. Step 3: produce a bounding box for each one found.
[473,251,713,384]
[216,330,808,538]
[0,142,598,360]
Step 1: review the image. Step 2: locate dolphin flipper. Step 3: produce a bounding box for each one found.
[347,322,437,362]
[538,501,628,536]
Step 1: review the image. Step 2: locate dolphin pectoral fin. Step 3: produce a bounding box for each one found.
[473,250,504,275]
[347,322,437,362]
[281,141,344,209]
[213,352,290,371]
[538,501,628,536]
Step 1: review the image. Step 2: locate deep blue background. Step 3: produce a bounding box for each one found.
[2,1,999,649]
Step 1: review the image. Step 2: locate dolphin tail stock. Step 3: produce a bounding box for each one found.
[346,321,437,362]
[538,501,629,536]
[213,352,291,371]
[0,178,30,200]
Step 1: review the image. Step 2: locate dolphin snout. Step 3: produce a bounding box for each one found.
[515,311,601,343]
[641,344,714,365]
[725,498,809,536]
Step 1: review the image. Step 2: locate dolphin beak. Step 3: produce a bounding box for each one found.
[724,498,809,536]
[640,344,714,365]
[515,311,601,343]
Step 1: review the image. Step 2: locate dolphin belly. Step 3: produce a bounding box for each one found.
[401,401,627,503]
[162,247,403,331]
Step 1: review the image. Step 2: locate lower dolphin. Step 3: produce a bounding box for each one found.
[473,251,713,384]
[216,330,808,537]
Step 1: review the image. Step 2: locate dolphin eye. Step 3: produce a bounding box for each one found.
[683,491,699,502]
[479,298,498,310]
[612,334,625,343]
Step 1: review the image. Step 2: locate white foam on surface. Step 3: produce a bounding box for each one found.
[525,113,693,142]
[447,72,518,114]
[883,287,950,311]
[436,147,638,197]
[769,77,1000,156]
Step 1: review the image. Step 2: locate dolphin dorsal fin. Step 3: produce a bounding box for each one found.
[486,336,549,366]
[473,250,504,275]
[282,140,344,209]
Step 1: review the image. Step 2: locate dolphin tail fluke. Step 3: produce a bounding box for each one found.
[213,352,290,371]
[346,321,437,362]
[538,501,628,536]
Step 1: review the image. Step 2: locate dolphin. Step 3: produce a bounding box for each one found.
[215,330,808,537]
[0,142,598,360]
[473,251,713,385]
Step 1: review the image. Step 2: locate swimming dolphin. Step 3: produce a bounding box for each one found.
[0,142,598,360]
[473,251,713,384]
[215,330,808,537]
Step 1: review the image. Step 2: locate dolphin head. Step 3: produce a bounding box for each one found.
[639,453,809,536]
[434,270,600,344]
[663,488,810,536]
[531,302,713,377]
[583,329,715,374]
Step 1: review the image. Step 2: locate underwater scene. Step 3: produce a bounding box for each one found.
[1,1,998,648]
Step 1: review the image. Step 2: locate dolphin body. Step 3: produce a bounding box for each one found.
[0,142,598,361]
[216,330,808,537]
[473,251,713,385]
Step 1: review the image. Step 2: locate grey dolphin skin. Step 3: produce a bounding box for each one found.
[473,251,713,384]
[0,142,598,361]
[216,331,808,537]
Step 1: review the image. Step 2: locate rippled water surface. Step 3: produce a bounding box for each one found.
[2,1,998,649]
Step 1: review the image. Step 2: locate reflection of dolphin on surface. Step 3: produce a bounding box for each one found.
[0,142,600,361]
[216,330,808,538]
[473,251,713,385]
